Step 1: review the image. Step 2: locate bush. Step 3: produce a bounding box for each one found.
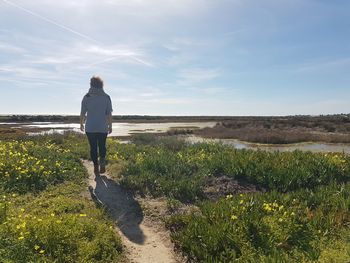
[0,140,85,194]
[107,142,350,201]
[0,184,122,262]
[167,183,350,262]
[0,136,123,262]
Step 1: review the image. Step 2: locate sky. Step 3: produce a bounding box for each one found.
[0,0,349,116]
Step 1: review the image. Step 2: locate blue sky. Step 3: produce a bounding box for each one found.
[0,0,349,116]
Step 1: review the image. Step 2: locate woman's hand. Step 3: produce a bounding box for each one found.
[80,124,84,132]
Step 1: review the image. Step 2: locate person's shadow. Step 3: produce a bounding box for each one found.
[89,172,145,244]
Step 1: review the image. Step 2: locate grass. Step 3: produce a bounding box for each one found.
[166,183,350,262]
[105,136,350,262]
[1,131,350,262]
[0,135,123,262]
[106,140,350,201]
[0,140,85,194]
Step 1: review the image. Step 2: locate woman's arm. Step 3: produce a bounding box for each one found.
[107,114,112,134]
[80,115,86,132]
[106,95,113,134]
[80,96,87,132]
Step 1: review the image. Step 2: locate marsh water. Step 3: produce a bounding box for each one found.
[2,121,350,153]
[0,121,216,137]
[185,136,350,154]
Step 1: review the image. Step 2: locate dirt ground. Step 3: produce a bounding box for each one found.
[83,160,183,263]
[203,176,264,200]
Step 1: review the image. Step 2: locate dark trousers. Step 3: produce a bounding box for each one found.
[86,132,108,165]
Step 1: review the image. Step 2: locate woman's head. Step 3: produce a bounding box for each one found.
[90,76,104,89]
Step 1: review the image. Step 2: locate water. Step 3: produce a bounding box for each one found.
[3,121,350,153]
[4,122,216,137]
[185,136,350,154]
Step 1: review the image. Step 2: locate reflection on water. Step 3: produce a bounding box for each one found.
[185,136,350,154]
[15,122,216,137]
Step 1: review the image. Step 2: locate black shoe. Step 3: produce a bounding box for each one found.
[94,164,99,174]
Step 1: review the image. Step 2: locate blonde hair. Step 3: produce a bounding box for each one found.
[90,76,104,89]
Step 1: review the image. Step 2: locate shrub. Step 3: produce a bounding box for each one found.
[108,142,350,201]
[167,183,350,262]
[0,140,85,193]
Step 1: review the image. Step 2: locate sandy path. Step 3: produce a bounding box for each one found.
[82,160,178,263]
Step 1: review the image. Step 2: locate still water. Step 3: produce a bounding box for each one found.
[2,122,216,137]
[185,136,350,154]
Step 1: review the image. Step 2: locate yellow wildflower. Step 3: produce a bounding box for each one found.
[231,215,238,221]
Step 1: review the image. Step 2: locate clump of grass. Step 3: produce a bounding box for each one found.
[0,184,122,262]
[131,133,158,145]
[107,141,350,201]
[0,136,123,262]
[166,183,350,262]
[106,137,350,261]
[0,140,85,194]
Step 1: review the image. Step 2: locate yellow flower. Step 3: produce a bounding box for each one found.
[50,213,55,217]
[239,200,244,205]
[39,250,45,254]
[34,245,40,250]
[291,212,295,216]
[79,213,87,217]
[226,194,233,200]
[18,236,24,240]
[231,215,238,221]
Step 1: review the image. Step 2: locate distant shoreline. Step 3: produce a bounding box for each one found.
[1,114,349,123]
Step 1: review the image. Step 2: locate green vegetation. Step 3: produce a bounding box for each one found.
[1,131,349,262]
[0,137,122,262]
[107,140,350,201]
[105,136,350,262]
[166,184,350,262]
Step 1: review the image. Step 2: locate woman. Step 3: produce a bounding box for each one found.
[80,76,113,174]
